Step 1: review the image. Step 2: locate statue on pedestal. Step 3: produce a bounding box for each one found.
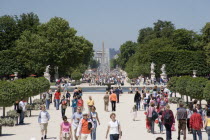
[161,64,166,74]
[151,62,155,74]
[44,65,51,82]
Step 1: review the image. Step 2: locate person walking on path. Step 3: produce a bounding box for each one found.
[161,105,175,140]
[18,98,26,125]
[72,107,83,140]
[134,91,141,111]
[190,109,203,140]
[60,96,68,117]
[71,96,78,115]
[187,104,194,134]
[66,91,71,107]
[60,116,73,140]
[87,96,94,113]
[38,105,50,140]
[76,113,94,140]
[131,105,137,121]
[105,113,122,140]
[147,102,156,134]
[104,91,110,112]
[44,90,51,110]
[77,96,84,111]
[90,106,100,140]
[115,87,120,103]
[110,91,118,112]
[177,103,187,140]
[54,89,61,110]
[204,109,210,140]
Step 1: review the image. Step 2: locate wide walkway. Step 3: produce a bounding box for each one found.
[1,93,208,140]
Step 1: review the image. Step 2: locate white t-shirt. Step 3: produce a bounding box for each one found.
[187,109,193,119]
[109,120,120,134]
[40,111,49,123]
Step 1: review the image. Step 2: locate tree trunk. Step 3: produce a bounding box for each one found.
[190,97,192,101]
[186,95,189,105]
[0,124,2,136]
[200,99,202,105]
[2,107,5,117]
[175,92,176,97]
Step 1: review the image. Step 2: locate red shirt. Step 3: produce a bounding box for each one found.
[54,92,61,100]
[77,99,83,107]
[190,113,203,130]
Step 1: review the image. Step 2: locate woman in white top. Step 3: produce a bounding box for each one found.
[90,106,100,140]
[106,113,122,140]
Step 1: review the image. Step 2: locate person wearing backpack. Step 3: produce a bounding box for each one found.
[76,113,94,140]
[162,105,175,140]
[147,102,157,134]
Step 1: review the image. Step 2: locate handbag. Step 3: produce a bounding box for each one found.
[88,122,92,130]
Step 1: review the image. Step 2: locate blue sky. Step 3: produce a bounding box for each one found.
[1,0,210,51]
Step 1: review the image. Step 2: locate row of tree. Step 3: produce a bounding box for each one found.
[0,77,50,116]
[0,13,94,78]
[167,76,210,104]
[114,20,210,78]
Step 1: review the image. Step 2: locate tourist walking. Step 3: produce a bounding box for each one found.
[54,89,61,110]
[77,96,84,111]
[18,98,26,125]
[115,87,120,103]
[60,116,73,140]
[134,90,141,111]
[106,113,122,140]
[71,96,78,115]
[204,109,210,140]
[90,106,100,140]
[187,104,194,134]
[66,91,71,106]
[60,96,67,117]
[110,91,117,111]
[38,105,50,140]
[161,105,175,140]
[177,103,187,140]
[104,91,109,112]
[87,96,94,113]
[147,102,157,134]
[72,107,83,140]
[76,113,94,140]
[44,90,51,110]
[190,109,203,140]
[131,105,137,121]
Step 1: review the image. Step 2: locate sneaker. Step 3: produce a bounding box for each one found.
[44,135,47,139]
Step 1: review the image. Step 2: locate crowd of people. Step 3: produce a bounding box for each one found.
[12,84,210,140]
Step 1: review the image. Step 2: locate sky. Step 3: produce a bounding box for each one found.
[1,0,210,51]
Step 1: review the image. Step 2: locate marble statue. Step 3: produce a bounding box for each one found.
[45,65,50,73]
[151,62,155,73]
[161,64,166,74]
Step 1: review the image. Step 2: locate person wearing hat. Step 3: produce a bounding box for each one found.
[76,113,94,140]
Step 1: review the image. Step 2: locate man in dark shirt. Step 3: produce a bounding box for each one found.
[177,103,187,140]
[115,87,120,103]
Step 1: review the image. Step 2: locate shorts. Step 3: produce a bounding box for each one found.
[40,123,48,131]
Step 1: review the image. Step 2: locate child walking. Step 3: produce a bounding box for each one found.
[131,105,137,121]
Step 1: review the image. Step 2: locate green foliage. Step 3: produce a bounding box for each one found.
[202,22,210,44]
[71,71,82,80]
[167,77,178,92]
[204,81,210,101]
[186,77,208,100]
[116,41,137,69]
[7,110,18,118]
[0,77,50,107]
[110,58,117,69]
[176,76,191,96]
[89,58,99,69]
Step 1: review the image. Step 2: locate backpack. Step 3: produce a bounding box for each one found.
[152,110,158,120]
[164,111,171,123]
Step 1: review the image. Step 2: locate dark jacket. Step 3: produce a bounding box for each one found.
[161,110,175,125]
[134,92,141,102]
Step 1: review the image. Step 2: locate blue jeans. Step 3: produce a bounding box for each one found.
[148,117,155,134]
[144,104,147,111]
[206,126,210,140]
[55,99,60,110]
[91,121,97,140]
[192,129,202,140]
[159,122,163,132]
[110,134,119,140]
[136,101,140,110]
[45,99,50,110]
[19,111,25,124]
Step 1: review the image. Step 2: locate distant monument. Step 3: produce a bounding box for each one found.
[160,64,167,79]
[150,62,156,81]
[44,65,50,82]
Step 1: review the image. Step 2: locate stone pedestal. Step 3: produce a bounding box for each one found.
[151,72,156,80]
[160,73,167,79]
[44,72,51,82]
[14,72,18,80]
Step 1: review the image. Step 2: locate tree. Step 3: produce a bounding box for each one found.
[89,59,99,69]
[110,58,117,69]
[204,81,210,101]
[176,76,191,102]
[202,22,210,44]
[167,77,178,97]
[153,20,175,38]
[116,41,137,69]
[137,27,155,44]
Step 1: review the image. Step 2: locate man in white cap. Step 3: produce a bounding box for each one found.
[76,113,94,140]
